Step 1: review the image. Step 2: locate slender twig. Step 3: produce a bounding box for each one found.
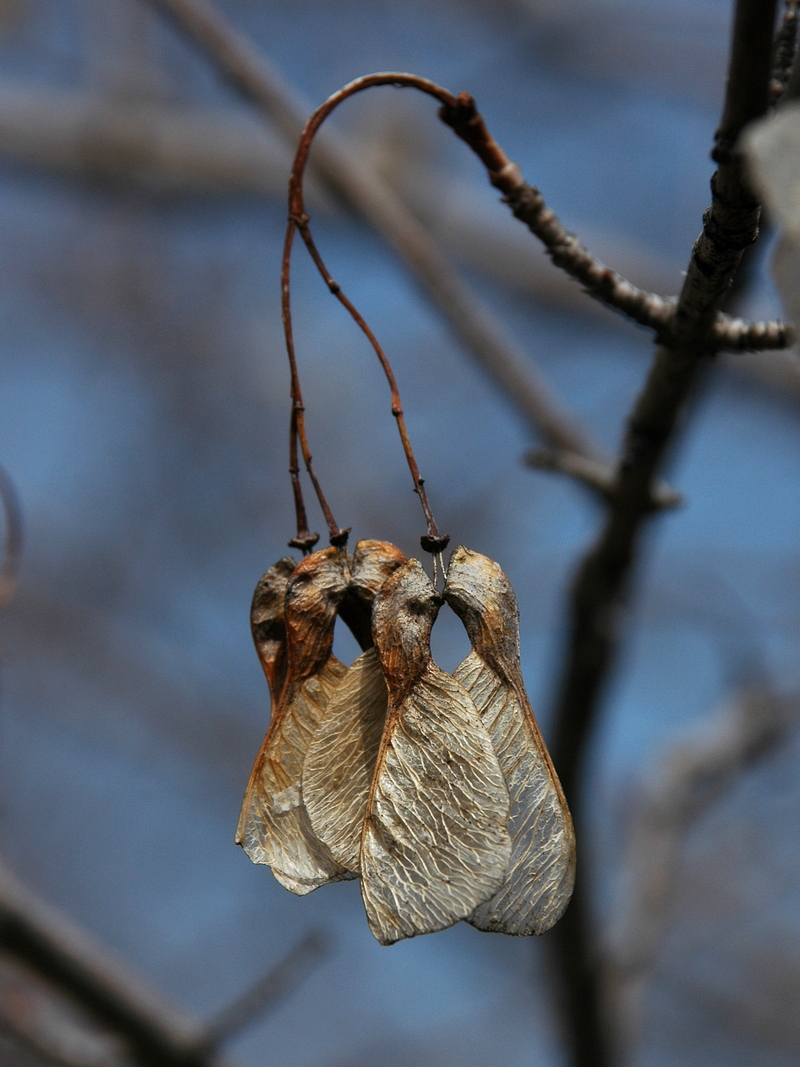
[201,930,329,1050]
[438,96,794,353]
[541,4,779,1067]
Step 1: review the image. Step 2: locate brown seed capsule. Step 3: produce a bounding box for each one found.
[336,540,406,651]
[444,546,575,935]
[249,557,297,703]
[304,540,406,873]
[361,558,512,945]
[235,547,353,894]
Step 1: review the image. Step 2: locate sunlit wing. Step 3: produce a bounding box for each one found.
[445,546,575,935]
[361,559,511,945]
[236,547,353,894]
[304,647,387,872]
[303,540,405,873]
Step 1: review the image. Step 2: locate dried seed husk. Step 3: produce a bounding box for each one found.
[337,540,406,651]
[304,540,406,873]
[249,557,296,702]
[361,559,512,945]
[444,546,575,935]
[236,547,353,894]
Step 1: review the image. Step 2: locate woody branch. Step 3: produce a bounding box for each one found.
[532,3,782,1067]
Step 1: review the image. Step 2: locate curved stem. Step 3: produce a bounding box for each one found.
[282,73,461,548]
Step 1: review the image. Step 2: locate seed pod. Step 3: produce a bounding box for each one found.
[444,546,575,935]
[236,547,353,894]
[249,557,297,703]
[361,558,512,945]
[304,540,406,873]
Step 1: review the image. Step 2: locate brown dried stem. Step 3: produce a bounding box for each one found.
[282,74,472,548]
[282,218,340,550]
[140,0,602,474]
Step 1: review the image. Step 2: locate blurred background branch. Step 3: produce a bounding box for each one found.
[0,860,328,1067]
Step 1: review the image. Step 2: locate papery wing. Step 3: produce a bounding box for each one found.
[236,547,352,894]
[304,647,387,873]
[456,651,575,934]
[445,546,575,935]
[360,664,511,945]
[236,656,352,893]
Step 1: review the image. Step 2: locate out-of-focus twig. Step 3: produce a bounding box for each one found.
[0,954,127,1067]
[0,861,327,1067]
[1,81,797,410]
[0,861,210,1067]
[606,687,798,1056]
[0,81,295,196]
[0,465,22,616]
[200,930,329,1051]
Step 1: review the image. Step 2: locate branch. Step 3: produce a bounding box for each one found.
[0,861,210,1067]
[712,311,795,350]
[141,0,597,459]
[438,104,793,352]
[525,449,682,510]
[771,1,799,100]
[540,4,780,1067]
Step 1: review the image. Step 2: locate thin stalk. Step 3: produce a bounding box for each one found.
[282,74,465,550]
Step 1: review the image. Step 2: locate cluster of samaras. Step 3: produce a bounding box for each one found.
[235,540,575,945]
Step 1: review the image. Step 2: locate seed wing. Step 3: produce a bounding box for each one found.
[361,664,511,945]
[446,547,575,935]
[304,647,388,873]
[236,547,352,894]
[236,657,352,892]
[456,651,574,933]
